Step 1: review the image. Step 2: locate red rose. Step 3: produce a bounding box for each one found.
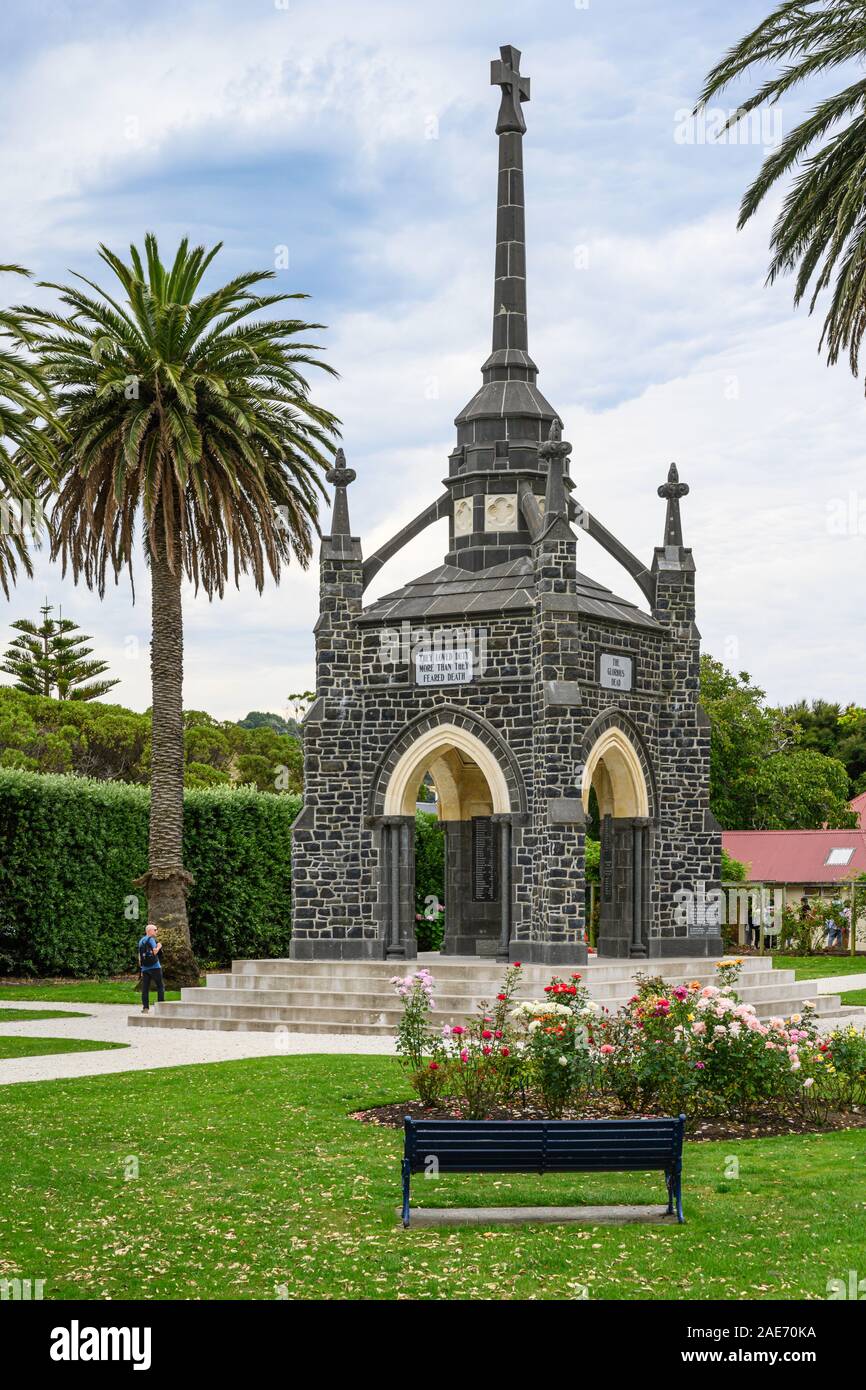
[428,1061,439,1070]
[501,1047,510,1057]
[513,962,522,968]
[481,1030,493,1039]
[497,993,506,1001]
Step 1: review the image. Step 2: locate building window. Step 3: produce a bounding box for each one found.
[825,847,855,866]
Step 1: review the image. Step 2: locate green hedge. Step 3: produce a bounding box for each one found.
[0,769,299,976]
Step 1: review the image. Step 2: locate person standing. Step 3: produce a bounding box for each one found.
[746,897,760,950]
[138,923,165,1012]
[826,899,845,950]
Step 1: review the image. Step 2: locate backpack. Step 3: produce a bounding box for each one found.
[138,936,158,970]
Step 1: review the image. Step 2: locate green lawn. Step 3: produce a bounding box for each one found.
[772,955,866,980]
[0,1054,862,1301]
[0,1036,128,1060]
[840,989,866,1007]
[0,1008,91,1022]
[0,980,183,1004]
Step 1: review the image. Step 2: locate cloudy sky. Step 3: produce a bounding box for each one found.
[1,0,864,720]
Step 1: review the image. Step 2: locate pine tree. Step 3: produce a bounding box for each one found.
[0,602,119,701]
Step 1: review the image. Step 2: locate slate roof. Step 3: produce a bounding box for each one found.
[357,556,662,631]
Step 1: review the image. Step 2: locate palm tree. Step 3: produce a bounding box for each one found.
[699,2,866,384]
[0,265,55,596]
[24,235,339,947]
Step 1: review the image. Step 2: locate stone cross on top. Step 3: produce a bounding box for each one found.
[658,462,689,549]
[491,44,530,134]
[326,447,356,538]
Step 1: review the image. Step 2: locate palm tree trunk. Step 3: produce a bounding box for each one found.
[136,510,195,958]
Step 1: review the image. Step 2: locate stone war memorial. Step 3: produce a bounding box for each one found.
[290,45,723,968]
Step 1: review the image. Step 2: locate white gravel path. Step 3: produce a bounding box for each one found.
[0,1000,394,1087]
[815,972,866,993]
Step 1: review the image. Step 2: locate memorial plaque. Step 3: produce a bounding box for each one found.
[472,817,497,902]
[599,652,633,692]
[415,647,474,686]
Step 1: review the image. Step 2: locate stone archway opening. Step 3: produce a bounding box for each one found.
[381,723,514,959]
[582,726,651,959]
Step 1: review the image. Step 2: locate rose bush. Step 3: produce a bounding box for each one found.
[598,967,826,1120]
[511,974,601,1117]
[434,964,524,1118]
[391,959,865,1124]
[391,968,443,1106]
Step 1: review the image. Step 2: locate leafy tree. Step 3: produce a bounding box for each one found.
[785,698,866,792]
[287,690,316,725]
[700,655,856,829]
[721,848,748,883]
[0,687,303,793]
[237,709,298,737]
[750,745,854,829]
[584,835,600,884]
[414,810,445,950]
[24,235,338,946]
[184,760,230,789]
[699,2,866,387]
[1,601,118,700]
[839,705,866,792]
[0,266,56,597]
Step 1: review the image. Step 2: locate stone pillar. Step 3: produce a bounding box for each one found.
[290,454,381,960]
[495,814,513,961]
[650,465,722,958]
[524,424,588,966]
[380,816,417,961]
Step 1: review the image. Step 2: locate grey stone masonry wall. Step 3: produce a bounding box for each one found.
[650,542,723,957]
[290,533,381,960]
[525,523,588,965]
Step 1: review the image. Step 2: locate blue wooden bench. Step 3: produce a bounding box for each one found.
[401,1114,686,1226]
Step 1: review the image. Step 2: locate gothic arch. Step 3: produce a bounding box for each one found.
[369,705,527,819]
[580,708,657,820]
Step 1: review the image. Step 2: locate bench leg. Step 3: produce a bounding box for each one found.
[401,1159,411,1228]
[665,1171,674,1216]
[673,1170,684,1224]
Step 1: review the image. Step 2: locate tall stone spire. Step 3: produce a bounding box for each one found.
[487,44,532,378]
[448,44,560,572]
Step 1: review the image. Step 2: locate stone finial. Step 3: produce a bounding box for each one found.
[490,44,530,134]
[539,417,572,521]
[658,462,689,548]
[326,447,357,537]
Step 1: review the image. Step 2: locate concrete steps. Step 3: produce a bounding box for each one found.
[130,954,863,1036]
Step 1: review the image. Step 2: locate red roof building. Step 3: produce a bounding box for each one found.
[722,828,866,885]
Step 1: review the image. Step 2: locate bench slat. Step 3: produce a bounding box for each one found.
[401,1114,686,1226]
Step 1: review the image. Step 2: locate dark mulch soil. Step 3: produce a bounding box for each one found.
[351,1097,866,1142]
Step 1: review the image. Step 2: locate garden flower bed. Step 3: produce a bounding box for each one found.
[378,960,866,1137]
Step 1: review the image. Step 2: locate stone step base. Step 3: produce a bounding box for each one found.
[130,953,862,1034]
[226,955,778,983]
[197,973,815,1009]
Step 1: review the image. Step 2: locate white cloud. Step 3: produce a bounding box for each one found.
[1,1,863,721]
